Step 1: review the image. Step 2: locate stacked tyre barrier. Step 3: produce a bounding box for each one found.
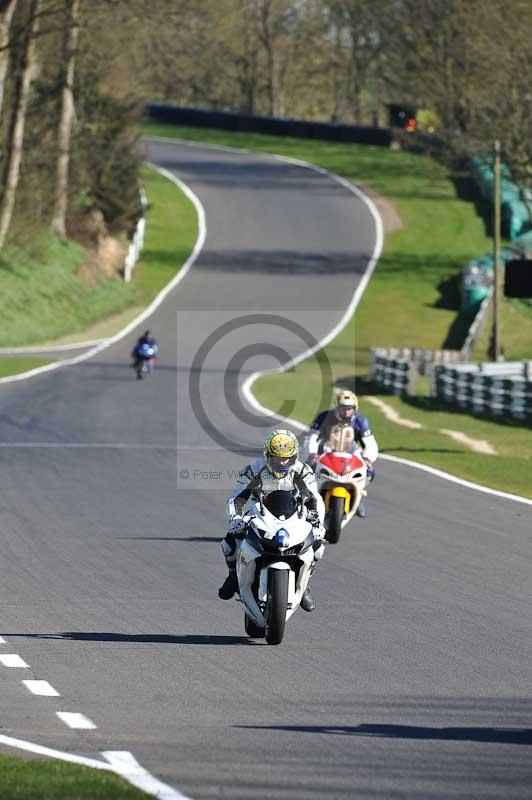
[370,351,411,395]
[470,156,532,241]
[462,157,532,311]
[432,361,532,421]
[370,347,462,396]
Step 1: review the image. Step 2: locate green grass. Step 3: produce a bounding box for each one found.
[135,165,197,301]
[0,234,133,347]
[0,165,197,349]
[0,357,52,377]
[0,754,151,799]
[141,122,532,498]
[473,296,532,362]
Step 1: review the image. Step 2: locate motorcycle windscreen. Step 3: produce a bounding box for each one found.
[263,490,297,520]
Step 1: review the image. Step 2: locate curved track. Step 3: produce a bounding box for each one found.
[0,139,531,799]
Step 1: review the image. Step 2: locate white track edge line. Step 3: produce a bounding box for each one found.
[0,164,207,384]
[378,453,532,506]
[0,735,188,800]
[103,751,192,800]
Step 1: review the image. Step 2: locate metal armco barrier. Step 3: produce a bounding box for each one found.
[433,361,532,420]
[460,288,493,360]
[147,103,393,147]
[123,184,148,283]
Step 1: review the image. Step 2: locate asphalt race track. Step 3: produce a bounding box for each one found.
[0,138,531,799]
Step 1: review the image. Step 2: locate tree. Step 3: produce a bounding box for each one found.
[50,0,79,237]
[0,0,41,249]
[325,0,387,124]
[0,0,18,122]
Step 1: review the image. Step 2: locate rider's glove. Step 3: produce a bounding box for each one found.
[227,515,247,539]
[364,458,375,482]
[307,509,320,528]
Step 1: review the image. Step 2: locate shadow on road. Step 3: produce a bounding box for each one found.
[117,536,222,542]
[4,632,256,645]
[236,723,532,746]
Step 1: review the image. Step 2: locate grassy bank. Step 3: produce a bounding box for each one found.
[0,165,197,348]
[473,296,532,362]
[0,754,150,800]
[0,357,52,377]
[142,122,532,497]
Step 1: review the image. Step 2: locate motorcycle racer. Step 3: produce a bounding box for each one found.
[131,329,158,367]
[304,390,378,518]
[218,429,325,612]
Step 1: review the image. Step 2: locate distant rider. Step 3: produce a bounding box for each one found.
[218,429,325,612]
[132,329,158,369]
[304,390,378,518]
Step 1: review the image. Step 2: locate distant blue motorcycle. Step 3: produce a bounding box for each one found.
[133,341,157,380]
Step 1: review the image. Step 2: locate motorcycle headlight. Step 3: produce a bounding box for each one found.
[274,528,290,547]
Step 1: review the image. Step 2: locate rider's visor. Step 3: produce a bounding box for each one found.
[337,406,355,420]
[268,455,296,473]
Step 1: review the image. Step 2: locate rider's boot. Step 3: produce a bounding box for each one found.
[356,500,367,518]
[218,566,238,599]
[301,586,316,612]
[218,539,238,600]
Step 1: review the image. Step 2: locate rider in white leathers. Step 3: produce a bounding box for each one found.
[219,429,325,612]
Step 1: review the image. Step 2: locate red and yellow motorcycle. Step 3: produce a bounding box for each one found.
[315,450,367,544]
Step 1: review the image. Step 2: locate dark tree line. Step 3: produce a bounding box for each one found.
[0,0,140,251]
[1,0,531,253]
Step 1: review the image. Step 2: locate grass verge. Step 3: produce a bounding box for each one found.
[142,121,532,497]
[0,164,197,348]
[473,296,532,362]
[0,357,52,377]
[0,754,151,800]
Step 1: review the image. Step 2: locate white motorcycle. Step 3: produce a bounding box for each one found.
[235,491,324,645]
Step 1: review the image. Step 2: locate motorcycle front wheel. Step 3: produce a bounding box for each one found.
[265,569,289,645]
[325,495,344,544]
[244,614,265,639]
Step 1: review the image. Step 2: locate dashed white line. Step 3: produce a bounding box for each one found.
[56,712,97,730]
[0,654,29,668]
[0,636,6,644]
[23,680,60,697]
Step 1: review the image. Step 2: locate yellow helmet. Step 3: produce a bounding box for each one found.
[264,429,299,478]
[335,389,358,421]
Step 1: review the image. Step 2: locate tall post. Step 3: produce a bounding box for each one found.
[490,140,502,361]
